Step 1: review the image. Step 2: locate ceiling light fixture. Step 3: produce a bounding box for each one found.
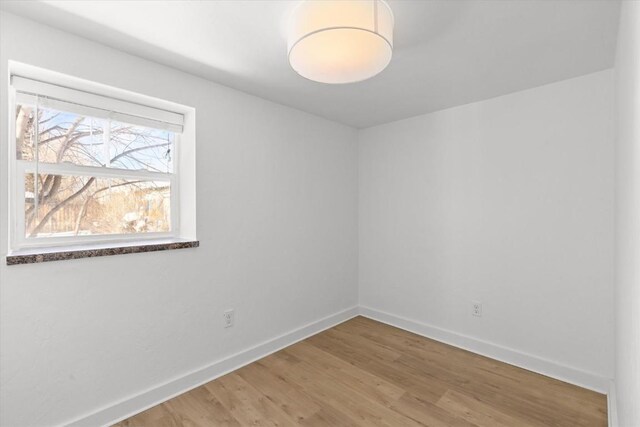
[287,0,394,84]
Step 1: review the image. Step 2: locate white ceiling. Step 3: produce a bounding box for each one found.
[1,0,621,128]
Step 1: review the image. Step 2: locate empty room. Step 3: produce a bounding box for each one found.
[0,0,638,426]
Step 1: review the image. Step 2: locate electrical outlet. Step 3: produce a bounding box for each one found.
[472,302,482,317]
[223,309,234,328]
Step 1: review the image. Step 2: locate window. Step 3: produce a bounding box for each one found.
[10,75,188,250]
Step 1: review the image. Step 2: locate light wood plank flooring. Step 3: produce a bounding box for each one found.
[115,316,607,426]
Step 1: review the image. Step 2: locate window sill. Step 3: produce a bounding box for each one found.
[6,239,199,265]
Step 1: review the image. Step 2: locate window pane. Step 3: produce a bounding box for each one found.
[16,103,175,173]
[16,103,104,166]
[42,111,104,167]
[25,173,171,238]
[109,121,174,173]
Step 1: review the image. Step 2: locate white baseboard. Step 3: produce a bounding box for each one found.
[64,305,612,426]
[64,306,359,427]
[608,381,618,427]
[358,306,610,394]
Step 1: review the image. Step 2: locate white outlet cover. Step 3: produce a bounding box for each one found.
[472,302,483,317]
[223,309,234,328]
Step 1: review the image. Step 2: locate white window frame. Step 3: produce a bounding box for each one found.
[8,75,186,251]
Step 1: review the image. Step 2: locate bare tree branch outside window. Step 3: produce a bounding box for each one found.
[17,104,173,238]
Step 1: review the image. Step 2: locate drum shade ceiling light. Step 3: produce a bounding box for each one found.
[288,0,394,84]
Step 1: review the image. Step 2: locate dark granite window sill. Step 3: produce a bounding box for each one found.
[6,240,199,265]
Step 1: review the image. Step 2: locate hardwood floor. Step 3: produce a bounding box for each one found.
[114,316,607,426]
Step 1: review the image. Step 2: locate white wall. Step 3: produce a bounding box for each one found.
[0,12,358,427]
[359,70,615,386]
[614,2,640,426]
[0,7,623,427]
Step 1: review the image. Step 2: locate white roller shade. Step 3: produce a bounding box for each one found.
[11,76,184,133]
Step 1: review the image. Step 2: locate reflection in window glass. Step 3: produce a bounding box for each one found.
[16,102,36,161]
